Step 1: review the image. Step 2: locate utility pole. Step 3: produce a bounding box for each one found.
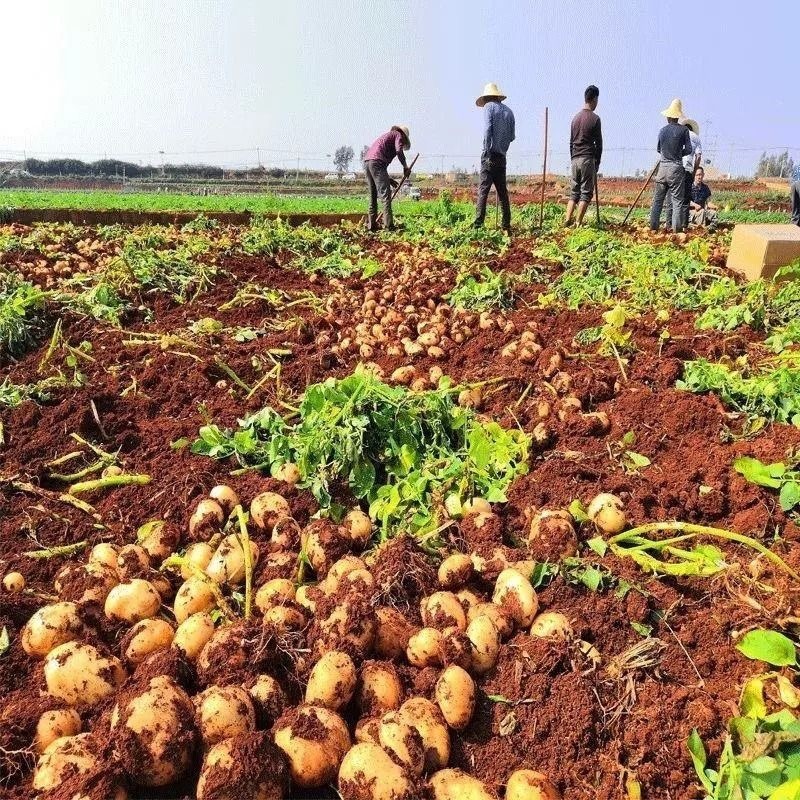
[256,147,262,168]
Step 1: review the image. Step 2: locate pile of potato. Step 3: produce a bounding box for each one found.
[3,480,628,799]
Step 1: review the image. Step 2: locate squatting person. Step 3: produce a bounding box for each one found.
[688,168,718,230]
[473,82,515,235]
[649,98,693,233]
[791,162,800,227]
[564,85,603,227]
[363,125,411,232]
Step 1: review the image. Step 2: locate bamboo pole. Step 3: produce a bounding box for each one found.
[539,107,549,228]
[376,153,420,225]
[622,161,659,225]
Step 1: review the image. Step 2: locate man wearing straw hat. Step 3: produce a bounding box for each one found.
[364,125,411,232]
[473,82,515,234]
[665,117,702,230]
[649,98,693,232]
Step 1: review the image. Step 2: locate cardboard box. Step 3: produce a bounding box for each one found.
[726,224,800,281]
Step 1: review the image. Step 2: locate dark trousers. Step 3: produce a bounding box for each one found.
[664,168,693,229]
[365,160,393,229]
[792,181,800,226]
[474,151,511,229]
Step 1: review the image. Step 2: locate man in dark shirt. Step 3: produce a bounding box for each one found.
[649,98,692,232]
[688,168,718,230]
[565,85,603,227]
[364,125,411,231]
[473,82,515,234]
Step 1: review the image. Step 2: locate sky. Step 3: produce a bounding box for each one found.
[0,0,797,177]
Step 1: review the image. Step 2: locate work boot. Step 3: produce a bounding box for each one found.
[366,213,378,233]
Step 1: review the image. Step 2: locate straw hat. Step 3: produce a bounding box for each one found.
[680,118,700,135]
[391,125,411,150]
[476,82,507,107]
[661,98,685,118]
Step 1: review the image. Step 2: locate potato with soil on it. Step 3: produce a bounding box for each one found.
[209,485,240,517]
[357,661,402,715]
[34,708,82,753]
[435,665,476,730]
[527,509,578,560]
[248,674,287,726]
[378,712,425,775]
[88,542,119,570]
[429,768,496,800]
[344,508,373,547]
[2,571,25,593]
[467,602,514,640]
[112,675,196,786]
[305,650,357,710]
[255,577,296,613]
[105,578,162,623]
[181,542,215,580]
[273,462,301,486]
[374,607,416,661]
[206,534,260,586]
[173,611,216,659]
[195,685,257,746]
[274,704,351,789]
[136,520,180,563]
[197,731,290,800]
[466,615,501,674]
[44,641,126,706]
[440,627,474,671]
[437,553,474,590]
[122,617,174,664]
[530,611,573,641]
[587,492,627,534]
[174,577,217,623]
[190,498,226,539]
[320,556,368,594]
[492,568,539,628]
[407,627,443,668]
[21,601,85,657]
[116,544,152,579]
[338,741,417,800]
[506,769,561,800]
[397,697,450,772]
[421,591,467,631]
[250,491,290,532]
[302,519,352,578]
[314,596,377,659]
[55,561,119,605]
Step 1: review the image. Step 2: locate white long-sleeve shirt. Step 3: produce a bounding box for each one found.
[683,131,702,171]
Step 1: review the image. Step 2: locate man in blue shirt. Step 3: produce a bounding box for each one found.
[791,163,800,227]
[473,82,515,234]
[649,98,693,232]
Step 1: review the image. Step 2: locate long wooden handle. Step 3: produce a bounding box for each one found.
[376,153,419,224]
[622,161,659,225]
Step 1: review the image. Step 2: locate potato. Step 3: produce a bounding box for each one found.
[88,542,119,570]
[149,572,175,601]
[22,602,84,657]
[466,615,500,674]
[105,579,161,623]
[295,584,316,613]
[44,641,126,705]
[438,554,474,590]
[528,510,578,557]
[378,712,424,775]
[34,709,82,753]
[375,607,416,660]
[196,685,256,746]
[249,675,286,725]
[421,592,466,631]
[455,588,481,611]
[306,651,357,710]
[303,521,351,577]
[435,666,475,730]
[587,493,627,534]
[209,484,240,516]
[462,497,492,516]
[493,568,539,628]
[354,717,381,744]
[190,498,225,538]
[197,732,290,800]
[397,697,450,772]
[173,611,215,660]
[2,571,25,593]
[315,600,376,658]
[250,492,290,532]
[206,534,260,586]
[440,627,474,671]
[430,768,496,800]
[181,542,214,580]
[338,742,415,800]
[114,675,195,786]
[530,611,573,641]
[197,623,250,677]
[137,520,179,563]
[117,544,151,579]
[344,508,373,547]
[466,602,513,640]
[357,662,402,715]
[274,705,351,788]
[264,605,307,633]
[123,618,174,663]
[506,770,561,800]
[255,578,296,613]
[174,577,216,623]
[33,733,97,791]
[322,556,367,593]
[406,627,443,668]
[271,515,301,549]
[273,462,301,485]
[55,561,119,605]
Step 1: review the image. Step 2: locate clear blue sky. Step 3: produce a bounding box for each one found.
[1,0,796,177]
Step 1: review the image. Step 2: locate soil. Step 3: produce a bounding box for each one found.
[2,219,800,799]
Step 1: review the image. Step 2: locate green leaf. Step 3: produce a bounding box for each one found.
[736,630,797,667]
[734,456,786,489]
[631,621,652,637]
[623,451,651,471]
[0,626,9,657]
[529,561,558,589]
[136,520,165,544]
[769,779,800,800]
[740,677,767,719]
[568,499,589,523]
[170,437,190,450]
[779,481,800,512]
[587,536,608,557]
[687,729,714,793]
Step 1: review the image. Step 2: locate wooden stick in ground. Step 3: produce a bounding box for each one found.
[539,107,549,228]
[376,153,419,225]
[623,161,659,225]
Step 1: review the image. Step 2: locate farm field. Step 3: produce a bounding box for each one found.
[1,198,800,800]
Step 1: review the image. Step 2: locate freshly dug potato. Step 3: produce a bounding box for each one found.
[343,508,373,547]
[44,642,126,706]
[466,603,513,639]
[421,592,466,631]
[123,618,174,664]
[197,623,249,677]
[88,542,119,570]
[105,579,161,623]
[249,675,286,725]
[462,497,492,516]
[466,615,501,674]
[315,599,377,658]
[55,561,120,605]
[22,602,84,657]
[305,651,357,710]
[438,554,474,590]
[378,712,424,775]
[273,462,301,486]
[455,588,481,612]
[323,556,368,593]
[506,769,561,800]
[270,515,302,549]
[530,611,573,641]
[209,484,240,517]
[354,717,381,744]
[435,666,476,730]
[34,709,82,753]
[196,685,256,746]
[374,607,416,660]
[492,569,539,628]
[33,733,97,791]
[406,627,443,668]
[295,584,316,613]
[397,697,450,772]
[174,577,216,623]
[137,520,180,562]
[357,662,402,715]
[173,611,215,659]
[206,534,260,586]
[250,492,290,532]
[2,571,24,593]
[440,627,474,671]
[180,542,215,580]
[587,493,627,534]
[274,705,351,788]
[255,578,296,613]
[116,544,151,579]
[528,510,578,558]
[113,675,195,786]
[429,768,496,799]
[190,498,225,538]
[339,741,416,800]
[197,731,290,800]
[303,520,351,577]
[263,605,307,633]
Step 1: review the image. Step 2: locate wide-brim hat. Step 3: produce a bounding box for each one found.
[476,82,507,107]
[680,117,700,135]
[661,98,685,118]
[391,125,411,150]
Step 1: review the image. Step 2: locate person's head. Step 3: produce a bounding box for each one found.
[584,85,599,110]
[694,167,705,184]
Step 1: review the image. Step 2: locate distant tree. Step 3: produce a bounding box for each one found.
[756,150,795,178]
[333,146,354,174]
[359,145,369,164]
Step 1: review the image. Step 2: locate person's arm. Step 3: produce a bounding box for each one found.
[483,104,493,154]
[681,128,692,157]
[509,109,515,144]
[595,117,603,167]
[657,129,663,155]
[693,136,702,171]
[394,132,408,173]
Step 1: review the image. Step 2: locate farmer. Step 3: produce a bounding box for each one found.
[364,125,411,232]
[473,82,515,235]
[649,98,693,232]
[665,117,702,230]
[564,85,603,227]
[791,163,800,227]
[688,168,718,230]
